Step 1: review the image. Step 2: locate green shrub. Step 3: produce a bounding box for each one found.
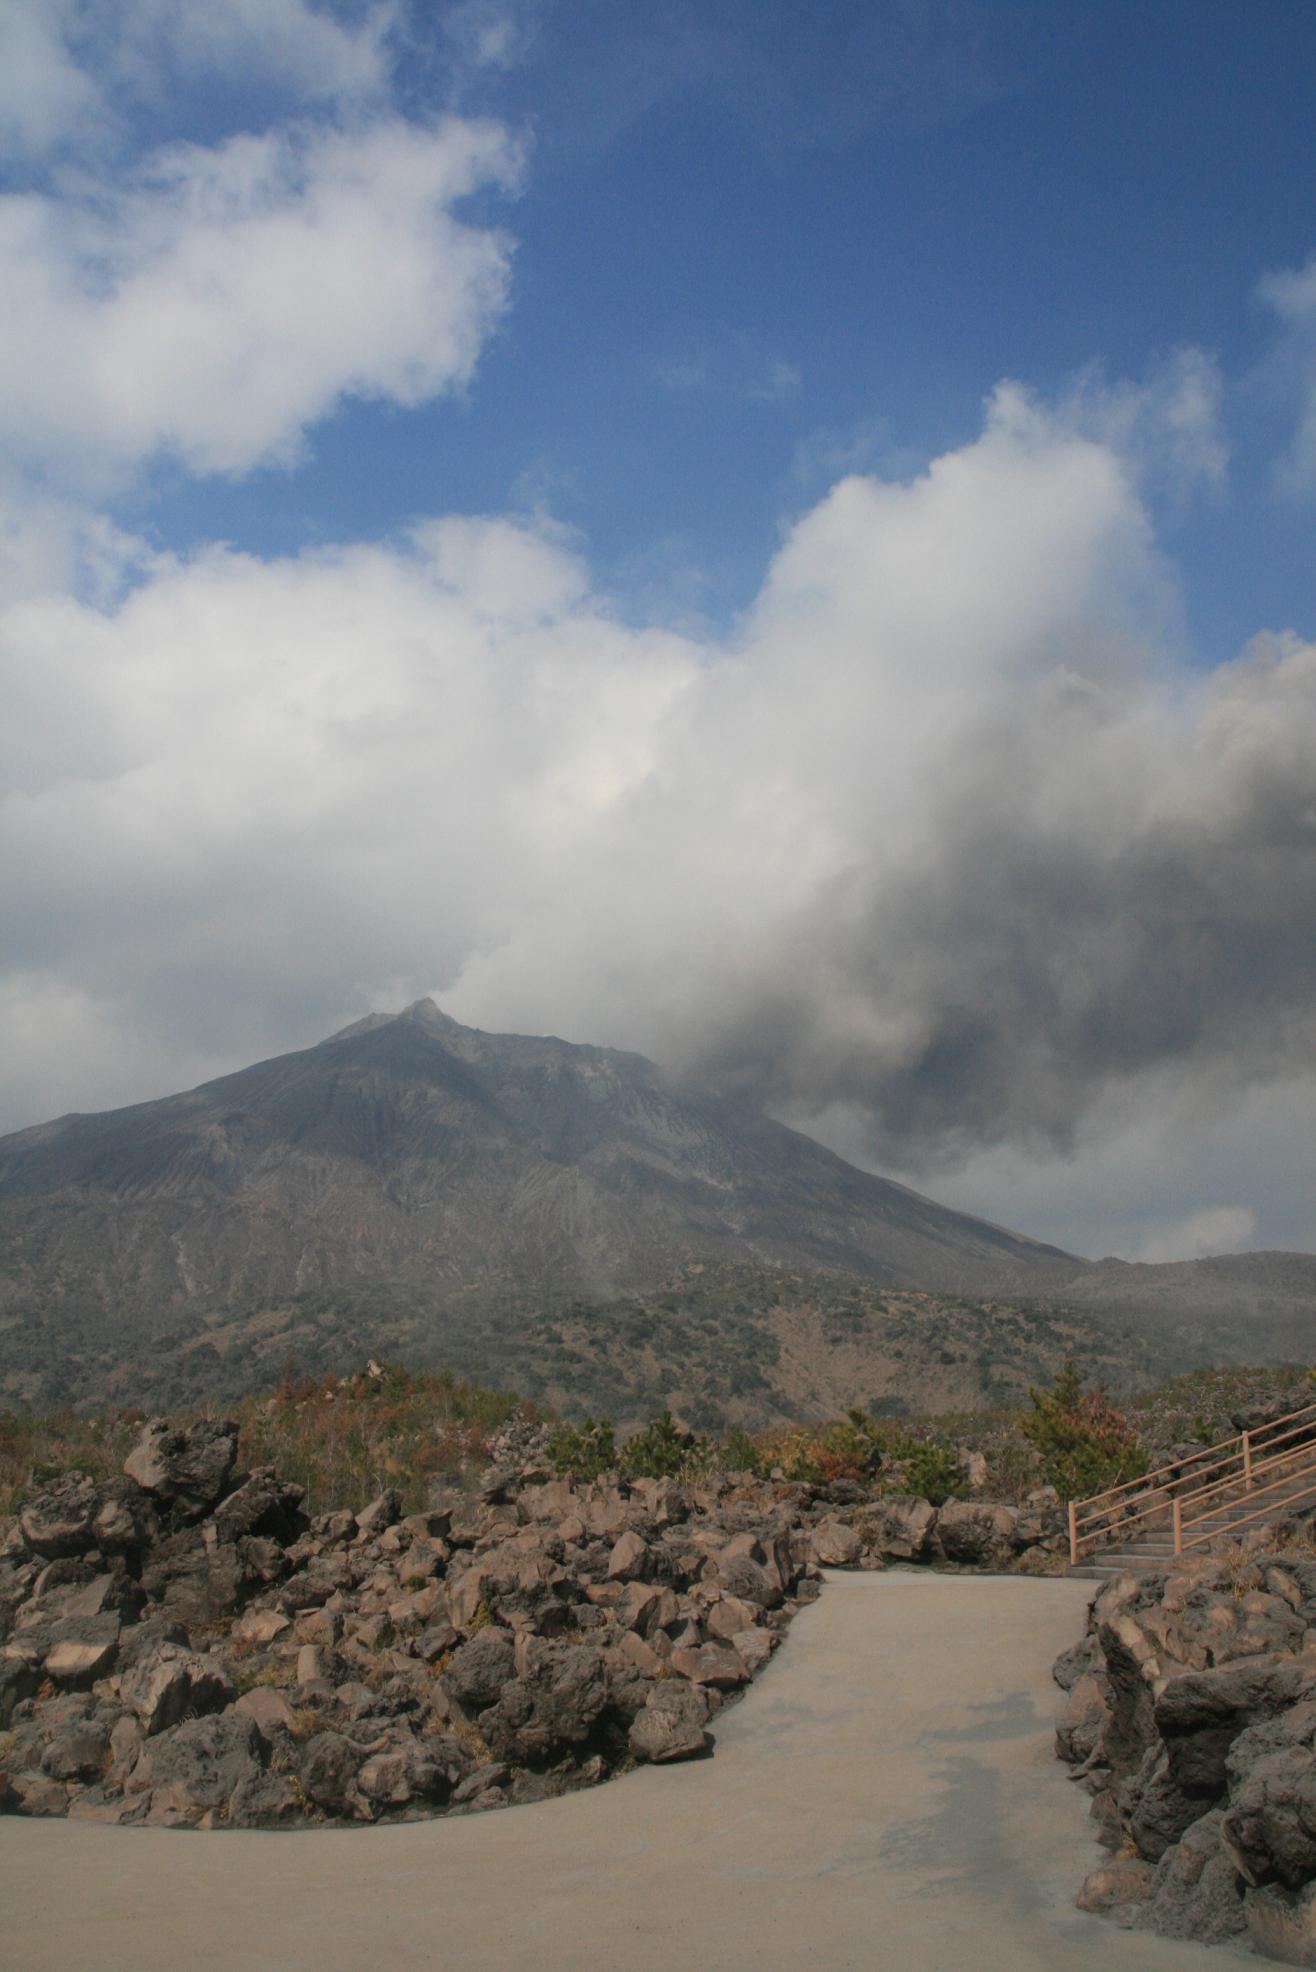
[1019,1360,1146,1501]
[809,1408,883,1482]
[546,1416,617,1482]
[718,1426,764,1476]
[898,1439,967,1507]
[865,1422,967,1505]
[620,1411,689,1479]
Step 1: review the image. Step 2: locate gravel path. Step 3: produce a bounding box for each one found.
[1,1571,1256,1971]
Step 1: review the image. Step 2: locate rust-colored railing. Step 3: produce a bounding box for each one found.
[1068,1396,1316,1566]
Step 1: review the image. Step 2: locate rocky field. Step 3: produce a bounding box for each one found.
[9,1356,1316,1972]
[0,1400,1081,1830]
[1057,1518,1316,1962]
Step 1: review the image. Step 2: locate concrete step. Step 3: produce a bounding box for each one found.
[1071,1439,1316,1578]
[1073,1498,1316,1576]
[1082,1480,1316,1542]
[1070,1563,1155,1580]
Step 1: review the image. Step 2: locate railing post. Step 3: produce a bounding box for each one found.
[1243,1431,1253,1487]
[1173,1497,1183,1554]
[1068,1499,1078,1569]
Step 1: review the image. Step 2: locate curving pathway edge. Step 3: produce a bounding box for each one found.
[1,1572,1256,1971]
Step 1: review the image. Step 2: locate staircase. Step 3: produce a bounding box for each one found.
[1067,1399,1316,1582]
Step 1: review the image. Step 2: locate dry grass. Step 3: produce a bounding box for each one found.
[0,1360,534,1522]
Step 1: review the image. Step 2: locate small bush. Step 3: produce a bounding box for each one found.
[864,1423,967,1505]
[546,1417,617,1482]
[754,1426,824,1483]
[753,1407,884,1485]
[718,1426,764,1476]
[620,1411,688,1479]
[898,1439,966,1507]
[812,1409,884,1482]
[1019,1361,1146,1501]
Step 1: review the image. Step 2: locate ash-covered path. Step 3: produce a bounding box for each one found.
[2,1573,1252,1971]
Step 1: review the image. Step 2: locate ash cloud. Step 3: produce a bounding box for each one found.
[685,631,1316,1170]
[1,380,1314,1253]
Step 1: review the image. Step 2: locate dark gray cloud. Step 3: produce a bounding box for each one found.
[686,635,1316,1169]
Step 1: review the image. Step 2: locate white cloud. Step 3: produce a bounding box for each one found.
[0,470,145,608]
[0,116,521,486]
[1259,254,1316,494]
[1058,346,1228,500]
[2,385,1313,1271]
[125,0,398,102]
[0,0,396,159]
[653,333,801,405]
[441,0,545,75]
[0,1,100,157]
[0,971,200,1126]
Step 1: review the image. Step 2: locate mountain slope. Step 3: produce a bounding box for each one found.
[0,997,1076,1305]
[0,1001,1311,1418]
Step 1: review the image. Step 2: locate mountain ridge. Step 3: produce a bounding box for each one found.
[0,998,1082,1285]
[0,1001,1311,1418]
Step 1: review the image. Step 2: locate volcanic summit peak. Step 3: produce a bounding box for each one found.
[398,996,467,1033]
[327,997,464,1046]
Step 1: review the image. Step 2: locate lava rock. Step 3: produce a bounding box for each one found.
[628,1680,711,1763]
[19,1477,100,1560]
[123,1419,239,1519]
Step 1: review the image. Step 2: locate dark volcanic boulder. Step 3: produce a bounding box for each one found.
[628,1681,710,1763]
[1155,1657,1315,1795]
[669,1641,750,1690]
[43,1615,122,1689]
[1221,1747,1316,1889]
[91,1481,157,1555]
[355,1738,455,1812]
[479,1640,608,1766]
[1055,1673,1111,1766]
[354,1491,402,1539]
[809,1519,863,1567]
[120,1647,235,1736]
[125,1711,262,1827]
[0,1654,39,1725]
[1141,1811,1249,1943]
[0,1430,826,1833]
[935,1500,1018,1566]
[208,1468,306,1546]
[124,1419,239,1519]
[444,1629,516,1712]
[713,1554,781,1610]
[299,1731,367,1814]
[1244,1881,1316,1965]
[139,1531,239,1630]
[1054,1516,1316,1953]
[1129,1747,1219,1861]
[227,1770,305,1828]
[41,1720,110,1783]
[869,1494,938,1562]
[19,1476,100,1559]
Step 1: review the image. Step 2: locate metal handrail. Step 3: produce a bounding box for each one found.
[1235,1403,1316,1459]
[1071,1397,1316,1523]
[1068,1393,1316,1564]
[1074,1486,1177,1545]
[1074,1432,1271,1517]
[1173,1422,1316,1518]
[1175,1459,1316,1546]
[1175,1482,1316,1553]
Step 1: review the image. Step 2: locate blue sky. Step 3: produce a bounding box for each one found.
[99,0,1316,661]
[1,0,1314,1262]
